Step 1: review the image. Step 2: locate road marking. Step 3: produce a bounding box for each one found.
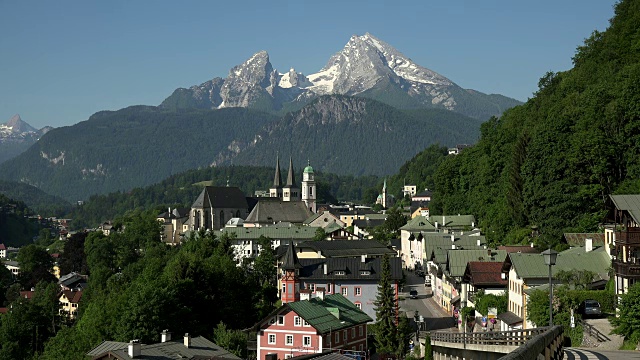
[565,348,610,360]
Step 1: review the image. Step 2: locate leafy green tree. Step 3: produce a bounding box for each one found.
[474,291,507,316]
[373,254,398,355]
[384,207,407,235]
[213,322,248,358]
[556,269,595,290]
[313,228,326,241]
[16,244,56,288]
[612,282,640,343]
[59,232,89,275]
[0,265,14,306]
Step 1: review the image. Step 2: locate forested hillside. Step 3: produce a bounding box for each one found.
[430,0,640,246]
[0,194,41,247]
[216,96,481,176]
[67,165,380,229]
[0,180,70,216]
[0,106,278,202]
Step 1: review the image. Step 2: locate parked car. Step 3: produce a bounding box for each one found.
[578,299,602,318]
[409,289,418,299]
[424,277,431,287]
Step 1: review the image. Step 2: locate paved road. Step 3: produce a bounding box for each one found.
[565,347,640,360]
[399,271,457,332]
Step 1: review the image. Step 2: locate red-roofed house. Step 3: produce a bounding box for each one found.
[462,261,508,297]
[0,243,6,259]
[59,290,83,319]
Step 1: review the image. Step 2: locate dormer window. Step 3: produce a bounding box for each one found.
[360,270,371,276]
[335,270,346,276]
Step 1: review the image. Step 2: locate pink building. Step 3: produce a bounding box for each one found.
[256,291,371,360]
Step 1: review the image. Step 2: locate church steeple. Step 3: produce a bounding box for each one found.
[273,155,282,188]
[270,155,283,198]
[286,156,296,187]
[282,156,300,202]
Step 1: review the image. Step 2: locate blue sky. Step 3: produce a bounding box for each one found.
[0,1,617,129]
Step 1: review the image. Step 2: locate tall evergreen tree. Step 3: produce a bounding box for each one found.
[373,254,397,355]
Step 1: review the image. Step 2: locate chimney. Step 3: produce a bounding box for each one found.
[316,287,325,300]
[161,329,171,343]
[361,254,366,263]
[300,289,311,301]
[323,263,328,275]
[435,222,438,230]
[451,244,456,250]
[184,333,191,348]
[585,238,593,252]
[128,340,141,358]
[476,239,481,246]
[317,250,322,257]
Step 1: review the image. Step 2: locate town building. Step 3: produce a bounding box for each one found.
[0,243,6,258]
[87,331,240,360]
[375,179,394,208]
[499,244,610,330]
[213,225,318,260]
[278,242,401,321]
[157,207,190,244]
[59,290,82,319]
[255,292,371,360]
[189,186,249,232]
[606,194,640,308]
[303,211,345,229]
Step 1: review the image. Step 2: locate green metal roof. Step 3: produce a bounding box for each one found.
[509,246,610,281]
[446,249,507,278]
[400,216,436,231]
[287,294,373,334]
[610,194,640,224]
[429,215,475,228]
[423,233,487,264]
[213,226,319,240]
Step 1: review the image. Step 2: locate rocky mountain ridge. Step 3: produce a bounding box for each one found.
[0,114,52,164]
[161,33,522,120]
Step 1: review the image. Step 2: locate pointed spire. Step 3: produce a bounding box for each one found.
[286,156,296,187]
[282,241,301,270]
[273,154,282,188]
[383,178,387,191]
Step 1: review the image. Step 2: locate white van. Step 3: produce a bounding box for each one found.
[424,276,431,287]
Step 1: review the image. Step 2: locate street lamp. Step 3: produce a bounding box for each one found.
[542,248,558,326]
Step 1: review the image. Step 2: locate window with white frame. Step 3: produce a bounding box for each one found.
[268,334,276,344]
[335,270,345,275]
[278,315,285,325]
[327,283,332,293]
[342,287,348,296]
[303,336,311,347]
[359,344,363,351]
[285,335,293,345]
[308,283,315,291]
[269,317,276,325]
[355,287,361,296]
[285,355,293,359]
[303,319,310,327]
[355,302,362,310]
[294,316,301,326]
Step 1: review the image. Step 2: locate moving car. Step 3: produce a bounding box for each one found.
[578,299,602,318]
[409,289,419,299]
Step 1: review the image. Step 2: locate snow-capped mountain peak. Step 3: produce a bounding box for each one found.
[306,33,453,96]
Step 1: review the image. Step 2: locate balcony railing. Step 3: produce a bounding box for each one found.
[613,261,640,278]
[615,228,640,245]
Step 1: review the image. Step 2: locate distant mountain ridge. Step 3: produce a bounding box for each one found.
[162,33,522,120]
[0,97,480,202]
[0,114,52,164]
